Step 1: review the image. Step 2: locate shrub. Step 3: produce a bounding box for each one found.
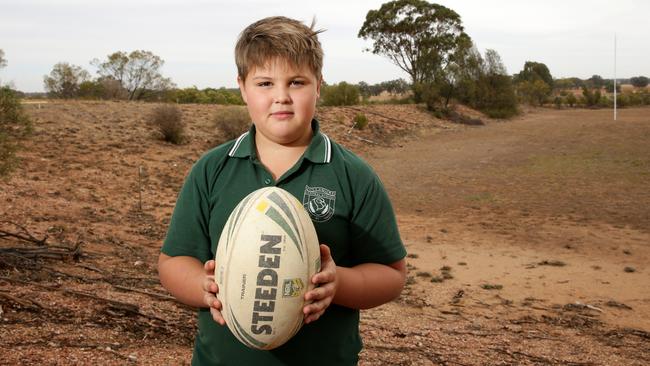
[1,87,32,177]
[320,82,360,106]
[214,106,250,142]
[566,93,577,107]
[151,104,184,144]
[352,113,368,130]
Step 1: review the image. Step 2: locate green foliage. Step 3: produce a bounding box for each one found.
[169,87,244,105]
[151,104,184,144]
[358,0,469,101]
[554,96,563,109]
[514,61,553,89]
[320,82,360,106]
[566,93,577,107]
[214,106,250,142]
[616,93,629,108]
[630,76,649,88]
[0,87,32,177]
[352,113,369,130]
[586,75,605,89]
[358,79,410,98]
[513,61,553,105]
[605,81,621,93]
[43,62,91,99]
[92,50,175,101]
[517,79,551,106]
[582,86,601,107]
[554,77,584,90]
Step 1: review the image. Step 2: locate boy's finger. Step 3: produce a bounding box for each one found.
[210,308,226,326]
[204,260,215,271]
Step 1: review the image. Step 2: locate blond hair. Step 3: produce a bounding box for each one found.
[235,16,324,81]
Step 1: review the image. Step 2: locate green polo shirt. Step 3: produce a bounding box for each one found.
[162,120,405,366]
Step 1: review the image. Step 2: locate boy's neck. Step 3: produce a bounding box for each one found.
[254,129,313,181]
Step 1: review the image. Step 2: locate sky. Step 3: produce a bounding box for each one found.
[0,0,648,92]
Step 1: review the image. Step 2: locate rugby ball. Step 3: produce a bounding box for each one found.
[214,187,321,350]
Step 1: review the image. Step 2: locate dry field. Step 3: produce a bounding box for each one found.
[0,101,648,365]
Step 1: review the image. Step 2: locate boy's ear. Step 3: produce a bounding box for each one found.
[237,76,248,104]
[316,76,323,99]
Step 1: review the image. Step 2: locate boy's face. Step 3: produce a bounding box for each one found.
[238,58,321,146]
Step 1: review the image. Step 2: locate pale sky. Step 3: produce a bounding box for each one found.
[1,0,648,92]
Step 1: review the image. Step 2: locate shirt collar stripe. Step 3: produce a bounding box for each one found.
[228,132,249,157]
[321,132,331,163]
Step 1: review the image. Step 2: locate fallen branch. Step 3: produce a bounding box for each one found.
[0,221,48,246]
[0,289,43,310]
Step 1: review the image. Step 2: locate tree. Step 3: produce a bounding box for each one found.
[587,75,605,89]
[630,76,649,88]
[92,50,174,101]
[1,86,32,177]
[514,61,553,89]
[513,61,553,105]
[43,62,91,99]
[358,0,469,101]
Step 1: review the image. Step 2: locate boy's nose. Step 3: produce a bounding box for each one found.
[273,87,291,104]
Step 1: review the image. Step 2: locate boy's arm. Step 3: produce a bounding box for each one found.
[303,245,406,323]
[333,259,406,310]
[158,253,225,325]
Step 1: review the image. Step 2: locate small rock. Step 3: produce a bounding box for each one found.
[128,355,138,362]
[134,260,144,266]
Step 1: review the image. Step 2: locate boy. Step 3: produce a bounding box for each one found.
[158,16,406,365]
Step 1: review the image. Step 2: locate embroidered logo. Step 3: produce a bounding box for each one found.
[302,185,336,222]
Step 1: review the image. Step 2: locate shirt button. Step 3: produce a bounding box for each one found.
[264,178,271,185]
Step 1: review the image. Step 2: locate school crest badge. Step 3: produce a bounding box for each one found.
[302,185,336,222]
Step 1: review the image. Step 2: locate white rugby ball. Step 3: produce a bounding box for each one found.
[214,187,321,350]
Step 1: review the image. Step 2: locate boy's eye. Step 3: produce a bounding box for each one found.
[290,80,305,86]
[257,81,272,87]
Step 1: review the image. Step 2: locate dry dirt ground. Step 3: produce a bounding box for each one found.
[1,101,648,365]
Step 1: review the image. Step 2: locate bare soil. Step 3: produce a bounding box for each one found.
[1,101,648,365]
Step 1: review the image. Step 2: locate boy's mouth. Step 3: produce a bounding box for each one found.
[270,111,294,119]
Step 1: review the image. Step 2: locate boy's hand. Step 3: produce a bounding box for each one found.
[203,260,225,326]
[303,244,337,324]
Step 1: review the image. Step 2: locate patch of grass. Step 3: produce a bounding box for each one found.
[406,253,419,259]
[466,192,496,203]
[430,276,444,283]
[624,266,636,273]
[457,262,467,266]
[416,271,432,278]
[538,260,566,267]
[352,113,368,130]
[481,284,503,290]
[405,276,416,286]
[440,265,452,272]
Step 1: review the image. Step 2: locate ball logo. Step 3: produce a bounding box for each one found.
[302,185,336,222]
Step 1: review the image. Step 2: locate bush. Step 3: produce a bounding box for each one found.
[566,93,577,107]
[320,82,360,106]
[352,113,368,130]
[214,106,250,142]
[1,87,32,177]
[151,104,184,144]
